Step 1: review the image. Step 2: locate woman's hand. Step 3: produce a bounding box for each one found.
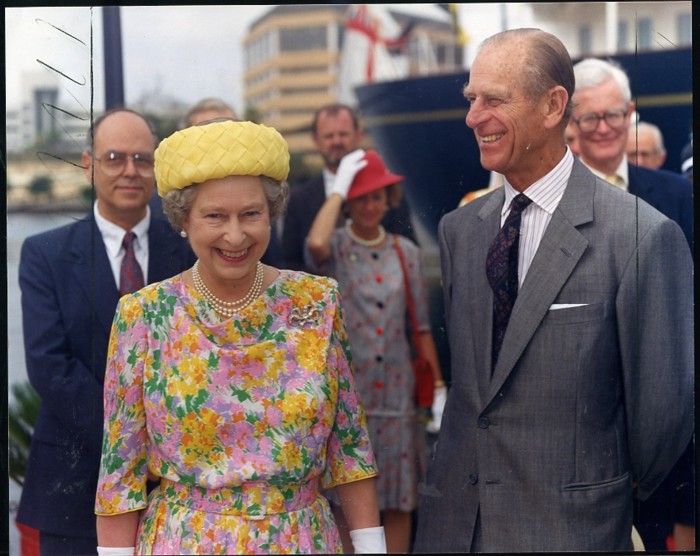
[96,512,141,553]
[426,384,447,434]
[330,149,367,200]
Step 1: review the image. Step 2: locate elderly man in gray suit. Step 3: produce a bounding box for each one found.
[413,28,693,553]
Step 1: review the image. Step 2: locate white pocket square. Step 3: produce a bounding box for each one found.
[549,303,588,310]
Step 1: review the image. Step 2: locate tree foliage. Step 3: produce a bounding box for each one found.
[28,174,54,199]
[9,381,41,487]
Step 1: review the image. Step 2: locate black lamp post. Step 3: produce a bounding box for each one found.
[102,6,125,109]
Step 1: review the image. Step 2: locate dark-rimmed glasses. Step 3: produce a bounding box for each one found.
[93,150,154,177]
[573,109,628,133]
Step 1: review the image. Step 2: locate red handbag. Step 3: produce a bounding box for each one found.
[392,235,435,409]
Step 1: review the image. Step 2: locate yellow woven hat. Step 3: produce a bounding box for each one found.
[154,120,290,197]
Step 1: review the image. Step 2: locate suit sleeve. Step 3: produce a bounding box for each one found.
[19,237,105,441]
[615,217,694,500]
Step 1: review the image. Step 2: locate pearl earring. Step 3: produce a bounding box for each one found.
[179,230,187,238]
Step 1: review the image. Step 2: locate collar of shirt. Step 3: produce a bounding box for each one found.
[322,167,336,198]
[581,154,629,190]
[93,201,151,259]
[502,147,574,219]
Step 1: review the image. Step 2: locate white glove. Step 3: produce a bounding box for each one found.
[425,385,447,434]
[330,149,367,200]
[97,547,134,556]
[349,526,387,553]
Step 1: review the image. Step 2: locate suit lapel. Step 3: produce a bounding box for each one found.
[61,216,120,334]
[485,159,595,406]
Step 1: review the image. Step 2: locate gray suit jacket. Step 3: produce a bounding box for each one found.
[413,159,693,552]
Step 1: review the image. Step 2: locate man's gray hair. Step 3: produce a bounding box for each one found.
[632,120,666,153]
[573,58,631,102]
[480,28,575,123]
[182,97,237,128]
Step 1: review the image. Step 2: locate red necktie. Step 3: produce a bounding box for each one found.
[119,231,144,295]
[485,194,532,372]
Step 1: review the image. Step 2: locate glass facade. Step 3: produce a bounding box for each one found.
[279,25,327,52]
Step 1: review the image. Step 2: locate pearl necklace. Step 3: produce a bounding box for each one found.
[191,259,264,317]
[345,222,386,248]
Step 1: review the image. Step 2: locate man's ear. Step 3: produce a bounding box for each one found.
[81,149,94,182]
[542,86,568,130]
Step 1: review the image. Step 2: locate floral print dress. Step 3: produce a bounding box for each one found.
[305,231,430,512]
[95,270,377,555]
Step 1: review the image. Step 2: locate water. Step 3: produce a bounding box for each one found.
[6,211,86,555]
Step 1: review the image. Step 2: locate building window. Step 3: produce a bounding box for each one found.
[637,17,652,49]
[677,13,691,45]
[338,23,345,51]
[280,26,327,52]
[280,65,328,75]
[617,21,628,51]
[281,86,328,96]
[578,25,592,55]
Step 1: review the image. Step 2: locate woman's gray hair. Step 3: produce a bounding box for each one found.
[573,58,631,103]
[161,176,289,231]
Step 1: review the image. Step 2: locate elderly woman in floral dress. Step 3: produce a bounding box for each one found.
[94,120,385,555]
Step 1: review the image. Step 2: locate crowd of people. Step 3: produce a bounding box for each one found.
[15,26,693,556]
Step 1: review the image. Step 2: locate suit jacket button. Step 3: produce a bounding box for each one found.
[478,416,490,429]
[469,473,478,485]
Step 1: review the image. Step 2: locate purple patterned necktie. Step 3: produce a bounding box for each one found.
[485,193,532,372]
[119,231,144,296]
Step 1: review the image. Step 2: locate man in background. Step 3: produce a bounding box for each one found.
[626,120,667,170]
[182,96,237,127]
[570,58,693,249]
[282,103,416,272]
[16,109,195,555]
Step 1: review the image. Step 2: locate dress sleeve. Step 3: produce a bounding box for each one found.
[95,294,149,515]
[303,231,339,278]
[404,238,431,332]
[322,295,378,489]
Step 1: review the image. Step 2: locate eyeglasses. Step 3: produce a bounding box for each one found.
[93,150,154,177]
[573,109,628,133]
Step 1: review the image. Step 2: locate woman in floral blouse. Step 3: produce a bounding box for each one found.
[94,120,385,555]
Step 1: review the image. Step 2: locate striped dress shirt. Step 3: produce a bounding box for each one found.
[500,148,574,287]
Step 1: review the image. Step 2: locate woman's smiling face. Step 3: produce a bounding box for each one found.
[182,175,271,293]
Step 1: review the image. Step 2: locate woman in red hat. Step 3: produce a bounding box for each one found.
[306,149,445,553]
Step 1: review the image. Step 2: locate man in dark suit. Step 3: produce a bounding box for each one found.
[16,108,195,555]
[414,28,693,552]
[571,58,695,551]
[571,57,693,249]
[282,103,415,272]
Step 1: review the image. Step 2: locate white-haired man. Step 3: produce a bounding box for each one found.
[626,120,667,170]
[571,57,692,248]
